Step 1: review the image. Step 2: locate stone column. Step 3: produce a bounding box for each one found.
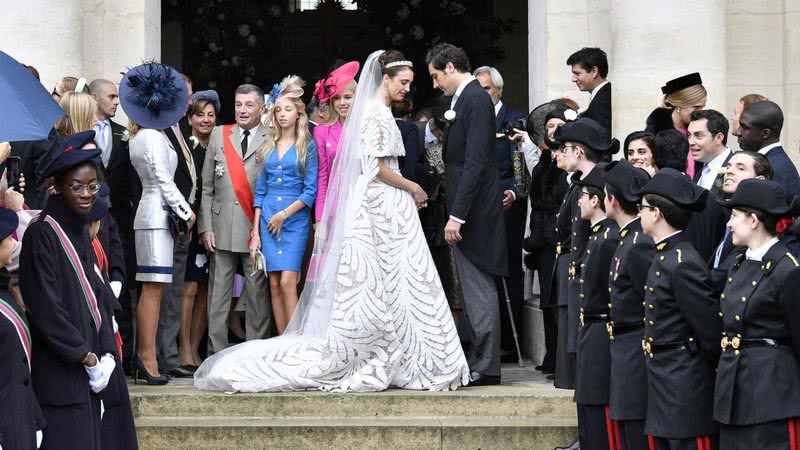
[1,0,84,92]
[610,0,726,141]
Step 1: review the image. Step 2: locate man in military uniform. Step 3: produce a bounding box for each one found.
[574,164,620,449]
[602,160,655,450]
[714,179,800,450]
[637,168,722,450]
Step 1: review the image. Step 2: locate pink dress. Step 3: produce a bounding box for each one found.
[675,126,696,179]
[312,121,343,222]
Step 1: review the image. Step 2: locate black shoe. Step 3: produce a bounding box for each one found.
[554,439,580,450]
[546,374,555,381]
[535,364,545,371]
[133,357,169,385]
[167,365,196,378]
[469,372,501,386]
[228,329,245,344]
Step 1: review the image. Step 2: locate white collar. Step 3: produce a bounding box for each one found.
[590,80,609,101]
[566,171,575,186]
[590,217,607,228]
[745,236,780,261]
[494,100,503,116]
[655,230,682,245]
[424,121,438,146]
[453,76,475,101]
[758,142,782,155]
[699,147,732,188]
[620,217,640,231]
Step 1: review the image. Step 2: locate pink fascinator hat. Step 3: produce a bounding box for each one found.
[314,61,360,104]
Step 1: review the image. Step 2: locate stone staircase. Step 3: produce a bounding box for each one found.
[130,366,577,450]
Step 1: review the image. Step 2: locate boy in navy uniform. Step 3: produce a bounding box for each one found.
[637,169,722,450]
[603,160,655,450]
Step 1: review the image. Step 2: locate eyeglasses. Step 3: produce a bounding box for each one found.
[68,183,101,195]
[636,204,658,213]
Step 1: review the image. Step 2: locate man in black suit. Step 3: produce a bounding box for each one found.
[89,78,137,373]
[157,90,198,377]
[474,65,528,363]
[426,43,508,386]
[736,100,800,255]
[567,47,611,139]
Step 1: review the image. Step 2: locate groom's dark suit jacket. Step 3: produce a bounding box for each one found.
[444,79,509,277]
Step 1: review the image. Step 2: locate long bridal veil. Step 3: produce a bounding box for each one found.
[283,50,385,337]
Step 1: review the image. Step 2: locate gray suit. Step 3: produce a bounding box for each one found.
[200,124,272,354]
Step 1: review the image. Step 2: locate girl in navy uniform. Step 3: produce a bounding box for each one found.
[714,179,800,450]
[19,131,118,450]
[0,207,45,450]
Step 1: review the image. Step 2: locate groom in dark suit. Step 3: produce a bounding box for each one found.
[426,43,508,386]
[567,47,611,139]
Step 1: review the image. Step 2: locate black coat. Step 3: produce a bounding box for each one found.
[685,188,730,262]
[642,232,721,438]
[10,128,62,210]
[19,197,116,409]
[567,172,593,353]
[396,119,437,196]
[494,104,526,196]
[582,82,612,138]
[0,279,45,450]
[96,211,126,286]
[444,79,508,277]
[714,243,800,425]
[101,121,134,235]
[644,107,675,135]
[608,219,655,421]
[575,218,619,406]
[163,126,195,203]
[526,151,567,253]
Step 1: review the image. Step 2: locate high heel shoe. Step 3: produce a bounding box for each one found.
[133,357,169,385]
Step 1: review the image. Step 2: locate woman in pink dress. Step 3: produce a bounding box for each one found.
[312,61,359,224]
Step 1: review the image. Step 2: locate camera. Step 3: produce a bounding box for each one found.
[502,118,526,139]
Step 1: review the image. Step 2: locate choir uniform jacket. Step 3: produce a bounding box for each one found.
[714,242,800,427]
[642,232,722,438]
[19,198,117,450]
[0,275,45,450]
[552,179,580,389]
[567,172,593,354]
[608,219,656,421]
[575,218,620,406]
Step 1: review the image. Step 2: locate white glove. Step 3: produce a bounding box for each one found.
[109,281,122,299]
[86,354,114,393]
[97,353,116,388]
[36,430,43,448]
[112,316,119,334]
[84,359,103,388]
[100,400,105,421]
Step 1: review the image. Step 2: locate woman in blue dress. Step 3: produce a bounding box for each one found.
[250,75,318,335]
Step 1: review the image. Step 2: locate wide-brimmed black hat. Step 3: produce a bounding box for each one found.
[42,130,101,178]
[601,160,651,203]
[575,162,608,190]
[554,117,619,154]
[661,72,703,95]
[718,179,798,217]
[636,168,707,211]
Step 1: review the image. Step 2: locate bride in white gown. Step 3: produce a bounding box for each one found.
[193,50,470,393]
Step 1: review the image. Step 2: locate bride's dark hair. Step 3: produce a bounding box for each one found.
[379,50,413,77]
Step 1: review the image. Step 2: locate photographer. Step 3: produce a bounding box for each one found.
[474,66,535,362]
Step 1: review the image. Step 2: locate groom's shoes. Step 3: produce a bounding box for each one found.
[554,439,580,450]
[469,372,501,386]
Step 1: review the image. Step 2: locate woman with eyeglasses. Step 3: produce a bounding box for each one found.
[19,130,119,449]
[122,62,195,385]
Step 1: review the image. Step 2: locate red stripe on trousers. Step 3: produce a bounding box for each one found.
[791,418,798,450]
[613,419,622,450]
[696,437,704,450]
[704,436,711,450]
[605,406,615,450]
[648,435,656,450]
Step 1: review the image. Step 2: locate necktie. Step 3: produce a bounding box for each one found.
[94,121,109,166]
[713,228,731,268]
[241,130,250,157]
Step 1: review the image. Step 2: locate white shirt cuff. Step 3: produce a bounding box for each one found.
[505,189,517,201]
[449,215,465,224]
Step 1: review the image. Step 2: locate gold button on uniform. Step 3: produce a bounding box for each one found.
[751,281,757,286]
[735,315,741,321]
[741,297,747,303]
[659,256,664,261]
[721,294,726,300]
[719,312,724,317]
[234,201,239,205]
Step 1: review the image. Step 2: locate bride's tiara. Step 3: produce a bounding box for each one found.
[384,60,413,69]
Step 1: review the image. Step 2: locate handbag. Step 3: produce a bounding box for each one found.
[165,207,188,240]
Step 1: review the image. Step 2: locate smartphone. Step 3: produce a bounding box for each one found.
[4,156,20,190]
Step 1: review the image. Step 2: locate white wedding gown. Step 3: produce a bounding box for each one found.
[194,100,470,392]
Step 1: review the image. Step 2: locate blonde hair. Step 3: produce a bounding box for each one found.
[264,75,312,174]
[127,119,142,138]
[325,79,358,125]
[55,91,97,136]
[740,93,768,109]
[664,84,707,109]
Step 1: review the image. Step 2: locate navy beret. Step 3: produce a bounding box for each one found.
[0,208,18,241]
[554,117,619,154]
[88,197,109,222]
[718,179,798,217]
[575,162,608,190]
[601,160,651,203]
[191,89,221,113]
[42,130,101,179]
[636,168,707,211]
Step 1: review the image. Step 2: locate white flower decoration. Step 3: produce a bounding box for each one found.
[564,109,578,121]
[444,109,457,122]
[189,136,199,147]
[121,130,129,142]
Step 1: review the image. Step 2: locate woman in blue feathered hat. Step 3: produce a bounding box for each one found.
[120,62,194,385]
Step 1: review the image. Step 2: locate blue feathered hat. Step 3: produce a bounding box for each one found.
[119,62,189,129]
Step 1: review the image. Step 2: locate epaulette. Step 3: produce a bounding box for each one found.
[675,248,682,263]
[632,231,639,244]
[620,228,629,239]
[787,252,799,267]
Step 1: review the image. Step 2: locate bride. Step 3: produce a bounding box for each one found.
[194,50,470,392]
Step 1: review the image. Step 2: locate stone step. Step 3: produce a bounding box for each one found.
[135,415,577,450]
[129,383,575,418]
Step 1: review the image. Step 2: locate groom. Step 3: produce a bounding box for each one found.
[426,43,508,386]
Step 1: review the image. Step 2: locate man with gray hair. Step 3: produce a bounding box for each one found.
[200,84,272,353]
[473,65,531,364]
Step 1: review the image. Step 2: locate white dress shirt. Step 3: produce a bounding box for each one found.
[590,80,610,102]
[758,142,782,155]
[697,147,732,190]
[745,237,779,261]
[448,75,477,225]
[655,230,682,245]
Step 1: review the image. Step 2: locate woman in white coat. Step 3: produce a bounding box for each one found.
[120,62,194,385]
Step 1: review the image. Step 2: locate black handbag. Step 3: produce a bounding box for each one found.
[165,207,188,240]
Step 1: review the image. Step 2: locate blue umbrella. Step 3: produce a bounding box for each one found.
[0,51,64,142]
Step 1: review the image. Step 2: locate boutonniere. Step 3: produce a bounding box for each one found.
[121,130,130,142]
[444,109,457,125]
[189,136,199,147]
